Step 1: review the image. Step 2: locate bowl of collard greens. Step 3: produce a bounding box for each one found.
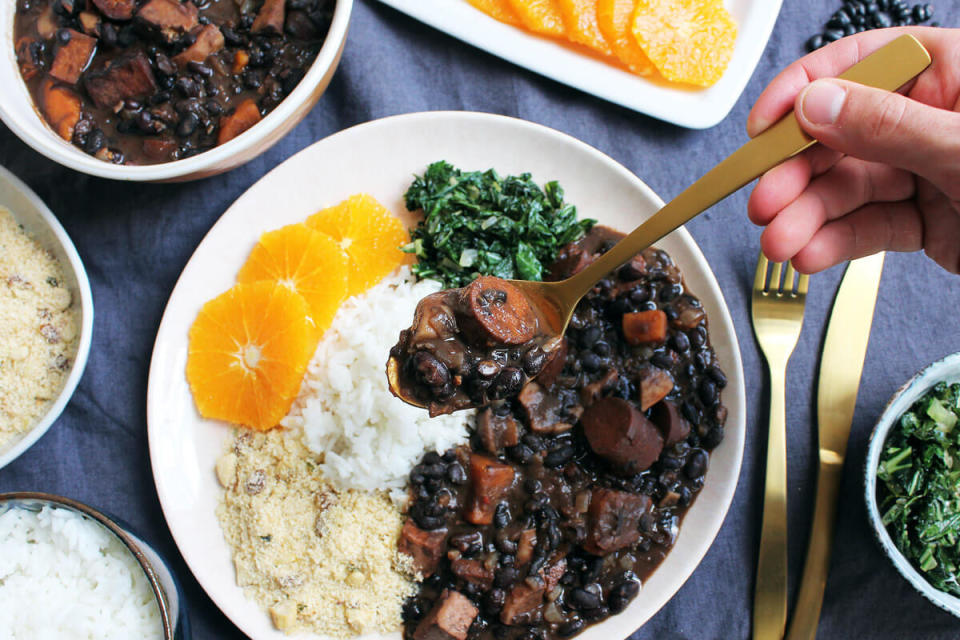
[866,351,960,617]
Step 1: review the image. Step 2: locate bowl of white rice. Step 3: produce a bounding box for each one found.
[0,492,189,640]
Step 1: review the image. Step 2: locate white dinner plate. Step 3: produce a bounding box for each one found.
[147,111,746,640]
[375,0,782,129]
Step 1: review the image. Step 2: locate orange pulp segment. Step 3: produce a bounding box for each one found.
[236,223,349,337]
[596,0,656,76]
[506,0,567,37]
[556,0,612,55]
[305,194,409,297]
[631,0,737,86]
[187,281,316,431]
[467,0,523,26]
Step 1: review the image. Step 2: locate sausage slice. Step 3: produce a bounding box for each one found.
[581,396,663,474]
[458,276,537,346]
[464,454,515,525]
[650,400,690,446]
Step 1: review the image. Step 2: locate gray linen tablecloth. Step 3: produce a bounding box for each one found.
[2,1,959,638]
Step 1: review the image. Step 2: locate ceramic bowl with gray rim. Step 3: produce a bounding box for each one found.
[0,165,93,470]
[864,351,960,618]
[0,492,191,639]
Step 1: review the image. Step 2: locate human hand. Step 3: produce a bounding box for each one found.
[746,27,960,274]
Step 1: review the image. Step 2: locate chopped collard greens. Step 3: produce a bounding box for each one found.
[402,161,595,288]
[877,381,960,596]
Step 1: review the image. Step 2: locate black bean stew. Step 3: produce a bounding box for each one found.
[13,0,333,165]
[390,276,565,417]
[398,226,728,640]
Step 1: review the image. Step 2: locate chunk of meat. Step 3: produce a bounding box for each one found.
[216,97,261,144]
[581,396,664,474]
[535,337,567,388]
[464,454,515,525]
[78,11,102,36]
[37,6,59,39]
[476,408,519,453]
[541,555,567,592]
[142,138,177,161]
[40,79,82,141]
[414,590,478,640]
[91,0,136,20]
[49,30,97,85]
[580,368,619,407]
[137,0,199,42]
[458,276,537,346]
[650,400,690,446]
[451,557,494,589]
[638,366,673,411]
[252,0,286,34]
[622,309,668,345]
[398,520,448,577]
[516,528,537,566]
[672,304,706,330]
[584,488,651,555]
[84,52,157,110]
[547,244,593,280]
[172,24,224,68]
[15,37,41,81]
[517,382,573,434]
[500,579,544,626]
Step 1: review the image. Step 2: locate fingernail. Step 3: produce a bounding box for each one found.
[800,80,846,125]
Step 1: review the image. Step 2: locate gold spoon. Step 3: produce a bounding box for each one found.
[389,35,932,410]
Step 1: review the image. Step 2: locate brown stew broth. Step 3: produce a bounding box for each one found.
[401,227,728,640]
[13,0,331,165]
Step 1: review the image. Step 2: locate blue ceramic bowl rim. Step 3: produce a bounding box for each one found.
[0,491,180,639]
[863,351,960,618]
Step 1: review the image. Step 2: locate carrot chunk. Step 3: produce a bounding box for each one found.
[622,309,667,345]
[217,98,262,145]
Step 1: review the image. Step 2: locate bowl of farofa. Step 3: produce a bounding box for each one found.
[0,165,93,469]
[0,0,352,182]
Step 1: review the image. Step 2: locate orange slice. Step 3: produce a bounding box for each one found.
[187,281,316,431]
[305,194,408,297]
[556,0,612,55]
[236,223,349,337]
[596,0,656,76]
[631,0,737,87]
[468,0,523,26]
[506,0,567,37]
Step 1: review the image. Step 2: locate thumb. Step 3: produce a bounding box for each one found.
[795,78,960,187]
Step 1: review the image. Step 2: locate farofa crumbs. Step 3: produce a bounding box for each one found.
[0,207,79,450]
[216,428,418,636]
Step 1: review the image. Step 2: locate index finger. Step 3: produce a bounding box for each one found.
[746,27,944,137]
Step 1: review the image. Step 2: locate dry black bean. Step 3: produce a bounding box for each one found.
[493,502,511,529]
[446,462,466,485]
[558,619,585,637]
[544,444,575,468]
[684,449,709,479]
[699,379,718,406]
[569,588,600,610]
[494,567,519,588]
[401,598,423,622]
[523,346,547,376]
[702,426,724,449]
[508,444,534,465]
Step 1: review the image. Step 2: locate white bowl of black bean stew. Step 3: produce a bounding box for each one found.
[0,0,352,181]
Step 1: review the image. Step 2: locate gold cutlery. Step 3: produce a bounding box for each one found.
[751,255,809,639]
[786,252,886,640]
[389,35,932,408]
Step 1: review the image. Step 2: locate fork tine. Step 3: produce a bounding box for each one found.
[754,252,770,291]
[797,272,810,295]
[770,261,783,293]
[784,263,797,293]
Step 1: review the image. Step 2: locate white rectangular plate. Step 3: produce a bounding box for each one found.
[375,0,783,129]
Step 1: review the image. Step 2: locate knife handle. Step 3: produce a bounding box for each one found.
[785,458,845,640]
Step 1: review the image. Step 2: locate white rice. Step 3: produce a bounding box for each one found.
[282,266,472,502]
[0,505,164,640]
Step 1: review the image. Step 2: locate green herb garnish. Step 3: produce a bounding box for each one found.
[877,381,960,596]
[402,161,595,288]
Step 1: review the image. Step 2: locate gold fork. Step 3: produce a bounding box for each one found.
[751,254,809,640]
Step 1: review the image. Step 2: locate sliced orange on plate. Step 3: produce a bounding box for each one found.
[556,0,612,55]
[596,0,656,76]
[468,0,523,25]
[236,223,349,337]
[631,0,737,86]
[305,193,408,297]
[505,0,567,37]
[186,281,316,431]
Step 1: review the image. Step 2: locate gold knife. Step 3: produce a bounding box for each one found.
[785,252,886,640]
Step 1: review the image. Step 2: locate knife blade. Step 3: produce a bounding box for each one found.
[786,251,886,640]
